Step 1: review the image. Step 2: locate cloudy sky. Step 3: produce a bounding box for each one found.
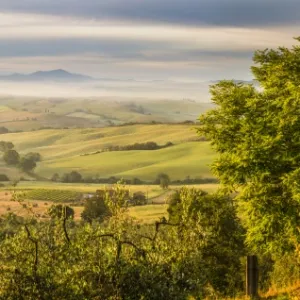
[0,0,299,81]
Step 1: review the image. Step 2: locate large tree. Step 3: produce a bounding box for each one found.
[197,38,300,255]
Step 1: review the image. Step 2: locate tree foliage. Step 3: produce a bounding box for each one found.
[81,191,112,223]
[197,37,300,255]
[3,149,20,165]
[168,187,245,294]
[61,171,82,183]
[155,173,170,189]
[19,157,37,172]
[48,204,75,220]
[24,152,42,162]
[131,191,147,206]
[0,141,14,152]
[0,184,245,299]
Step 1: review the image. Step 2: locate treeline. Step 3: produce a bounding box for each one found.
[119,120,199,126]
[103,141,173,152]
[51,171,217,186]
[80,141,174,157]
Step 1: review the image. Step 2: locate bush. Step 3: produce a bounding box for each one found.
[131,191,147,206]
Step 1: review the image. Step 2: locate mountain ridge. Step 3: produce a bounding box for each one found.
[0,69,94,82]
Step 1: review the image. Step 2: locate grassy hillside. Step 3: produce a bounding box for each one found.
[0,124,215,181]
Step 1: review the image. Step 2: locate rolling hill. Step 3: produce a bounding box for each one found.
[0,124,215,181]
[0,97,214,131]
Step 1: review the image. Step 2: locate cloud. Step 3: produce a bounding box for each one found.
[1,0,300,27]
[0,2,299,83]
[0,13,297,52]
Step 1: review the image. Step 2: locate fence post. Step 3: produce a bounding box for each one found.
[246,255,259,298]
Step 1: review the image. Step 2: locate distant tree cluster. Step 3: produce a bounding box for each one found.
[0,141,41,173]
[103,141,173,152]
[52,171,216,187]
[60,171,82,183]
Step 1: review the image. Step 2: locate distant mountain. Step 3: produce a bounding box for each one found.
[0,69,94,82]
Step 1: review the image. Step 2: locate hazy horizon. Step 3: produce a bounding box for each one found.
[0,78,213,101]
[1,0,299,98]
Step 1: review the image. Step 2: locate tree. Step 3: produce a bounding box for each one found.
[61,171,82,183]
[155,173,170,189]
[19,157,36,172]
[51,173,60,182]
[197,37,300,255]
[0,141,14,152]
[81,192,112,223]
[167,187,245,295]
[24,152,41,162]
[69,171,82,182]
[131,191,147,206]
[3,150,20,165]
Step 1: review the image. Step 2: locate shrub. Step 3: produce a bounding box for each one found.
[131,191,147,206]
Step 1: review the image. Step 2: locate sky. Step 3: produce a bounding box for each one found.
[0,0,299,82]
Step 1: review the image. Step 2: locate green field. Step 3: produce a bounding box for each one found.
[0,124,215,181]
[20,189,82,202]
